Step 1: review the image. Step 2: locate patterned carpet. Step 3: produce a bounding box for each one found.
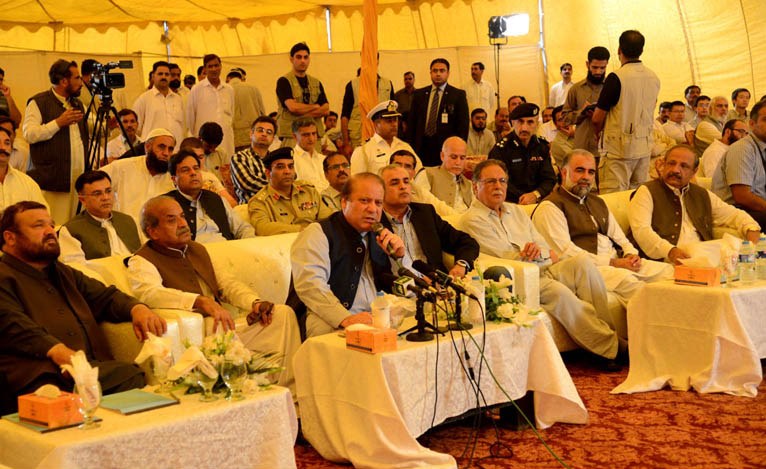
[294,352,766,468]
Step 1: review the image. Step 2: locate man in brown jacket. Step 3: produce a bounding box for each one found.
[0,201,166,412]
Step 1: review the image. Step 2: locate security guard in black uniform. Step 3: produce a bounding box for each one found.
[489,103,556,205]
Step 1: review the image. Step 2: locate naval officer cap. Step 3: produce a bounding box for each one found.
[262,147,294,169]
[367,100,402,121]
[509,103,540,121]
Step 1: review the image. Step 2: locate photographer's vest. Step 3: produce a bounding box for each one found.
[601,62,659,160]
[276,71,325,139]
[348,77,392,146]
[27,90,88,191]
[543,186,610,254]
[134,241,222,301]
[62,211,141,260]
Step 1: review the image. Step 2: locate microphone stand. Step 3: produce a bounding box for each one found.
[448,289,473,331]
[399,294,443,342]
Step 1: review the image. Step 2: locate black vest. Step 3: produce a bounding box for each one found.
[319,212,391,310]
[61,211,142,260]
[542,186,611,255]
[166,189,234,241]
[27,90,88,191]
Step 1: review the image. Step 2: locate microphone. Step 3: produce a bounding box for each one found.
[413,260,478,300]
[398,266,430,289]
[371,222,400,260]
[390,275,436,301]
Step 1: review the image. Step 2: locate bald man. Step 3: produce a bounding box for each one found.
[413,136,473,212]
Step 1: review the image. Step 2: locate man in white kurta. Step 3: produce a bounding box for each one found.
[186,55,235,157]
[350,100,422,176]
[460,159,624,363]
[291,119,328,192]
[100,128,176,224]
[463,62,496,116]
[0,126,47,211]
[532,150,672,325]
[127,196,300,394]
[133,62,186,145]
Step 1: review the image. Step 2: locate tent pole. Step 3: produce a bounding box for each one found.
[538,0,549,106]
[162,21,171,61]
[325,7,333,52]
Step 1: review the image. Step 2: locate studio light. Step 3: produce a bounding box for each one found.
[488,13,530,38]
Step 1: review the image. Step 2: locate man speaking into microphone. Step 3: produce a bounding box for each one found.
[291,173,406,338]
[378,164,479,281]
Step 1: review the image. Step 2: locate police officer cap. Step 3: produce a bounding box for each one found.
[263,147,293,168]
[509,103,539,120]
[367,100,402,121]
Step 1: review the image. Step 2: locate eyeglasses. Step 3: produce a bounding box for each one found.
[327,163,350,171]
[82,188,113,197]
[478,178,508,186]
[254,127,275,135]
[733,128,749,135]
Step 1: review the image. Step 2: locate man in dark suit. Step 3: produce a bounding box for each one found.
[379,164,479,278]
[406,58,469,167]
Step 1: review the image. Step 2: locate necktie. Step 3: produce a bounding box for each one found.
[425,88,440,137]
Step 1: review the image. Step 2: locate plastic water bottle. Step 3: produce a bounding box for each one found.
[756,235,766,280]
[467,275,486,325]
[371,292,391,329]
[739,240,757,284]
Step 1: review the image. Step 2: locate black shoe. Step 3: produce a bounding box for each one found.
[598,357,623,373]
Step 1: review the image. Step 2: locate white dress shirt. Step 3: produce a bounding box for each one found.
[106,135,138,161]
[463,78,496,115]
[177,190,254,243]
[383,207,427,273]
[699,139,728,178]
[349,133,421,176]
[538,120,557,143]
[628,182,761,260]
[133,87,186,144]
[293,145,329,192]
[9,139,29,172]
[101,156,175,223]
[58,213,133,264]
[662,121,693,144]
[186,78,235,157]
[549,80,573,107]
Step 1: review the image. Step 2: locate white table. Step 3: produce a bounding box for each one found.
[294,317,588,469]
[613,281,766,397]
[0,387,298,469]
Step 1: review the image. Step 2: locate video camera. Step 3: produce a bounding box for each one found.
[89,60,133,102]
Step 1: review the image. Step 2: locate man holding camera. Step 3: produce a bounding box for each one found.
[23,59,88,224]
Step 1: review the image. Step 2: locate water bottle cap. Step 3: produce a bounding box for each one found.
[743,240,751,245]
[376,291,385,297]
[471,275,480,280]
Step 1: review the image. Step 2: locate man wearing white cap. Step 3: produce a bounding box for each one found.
[350,100,421,176]
[101,128,176,224]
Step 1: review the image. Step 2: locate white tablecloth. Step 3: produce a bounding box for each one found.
[613,281,765,397]
[0,387,298,469]
[294,317,587,469]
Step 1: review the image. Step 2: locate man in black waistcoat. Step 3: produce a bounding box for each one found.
[165,150,254,243]
[290,173,405,338]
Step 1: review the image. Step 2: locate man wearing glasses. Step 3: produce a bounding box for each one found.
[230,116,277,204]
[58,170,141,263]
[460,159,626,371]
[320,152,350,213]
[698,119,749,177]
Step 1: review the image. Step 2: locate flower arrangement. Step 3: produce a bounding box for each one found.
[200,331,252,366]
[483,274,539,326]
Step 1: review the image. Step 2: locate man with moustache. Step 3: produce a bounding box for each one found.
[550,105,576,169]
[460,160,626,369]
[186,54,235,157]
[467,108,496,157]
[683,85,702,124]
[350,100,420,176]
[106,109,141,162]
[463,62,496,116]
[133,61,186,145]
[0,126,47,211]
[101,128,176,224]
[533,150,672,320]
[23,59,88,223]
[127,196,300,393]
[563,46,610,157]
[320,152,350,213]
[549,63,574,107]
[230,116,277,204]
[489,103,556,205]
[248,147,330,235]
[489,106,511,141]
[389,149,456,218]
[379,164,478,279]
[631,145,760,263]
[165,151,254,243]
[168,63,188,99]
[291,173,405,337]
[0,201,166,408]
[58,170,141,263]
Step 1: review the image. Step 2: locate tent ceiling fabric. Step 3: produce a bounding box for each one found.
[0,0,406,25]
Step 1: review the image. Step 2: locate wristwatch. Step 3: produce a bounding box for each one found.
[456,259,471,270]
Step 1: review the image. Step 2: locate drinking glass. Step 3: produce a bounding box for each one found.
[220,360,247,401]
[194,367,219,402]
[75,381,102,430]
[152,354,175,393]
[721,253,738,288]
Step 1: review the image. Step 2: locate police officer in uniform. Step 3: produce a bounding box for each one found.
[248,147,332,235]
[489,103,557,205]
